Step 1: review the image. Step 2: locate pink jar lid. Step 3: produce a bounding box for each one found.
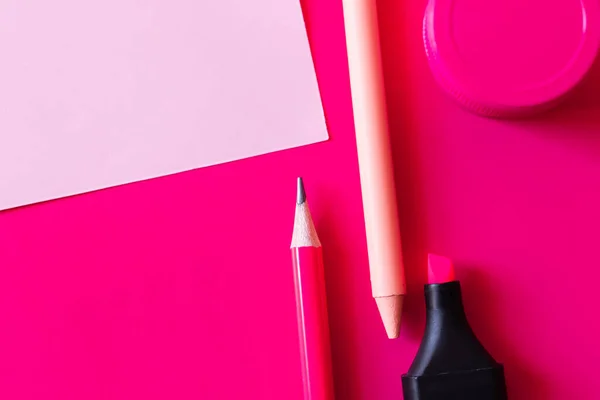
[423,0,600,117]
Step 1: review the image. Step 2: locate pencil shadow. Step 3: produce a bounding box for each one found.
[376,0,430,342]
[458,265,552,400]
[313,189,366,400]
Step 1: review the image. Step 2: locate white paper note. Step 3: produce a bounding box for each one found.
[0,0,327,210]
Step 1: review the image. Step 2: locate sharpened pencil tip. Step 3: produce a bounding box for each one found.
[296,177,306,205]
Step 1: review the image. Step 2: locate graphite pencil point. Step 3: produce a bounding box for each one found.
[297,177,306,205]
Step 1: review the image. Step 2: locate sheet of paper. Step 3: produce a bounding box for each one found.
[0,0,327,210]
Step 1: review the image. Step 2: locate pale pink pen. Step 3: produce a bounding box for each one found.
[341,0,406,339]
[290,177,335,400]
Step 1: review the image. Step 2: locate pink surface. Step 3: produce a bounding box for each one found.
[2,1,600,399]
[424,0,600,116]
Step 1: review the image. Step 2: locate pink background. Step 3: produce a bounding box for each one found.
[1,0,600,399]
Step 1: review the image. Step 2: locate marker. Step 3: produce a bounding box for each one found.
[401,254,508,400]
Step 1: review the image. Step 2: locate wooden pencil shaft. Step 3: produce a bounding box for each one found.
[341,0,406,298]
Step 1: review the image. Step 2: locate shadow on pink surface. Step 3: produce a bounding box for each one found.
[516,55,600,154]
[459,265,552,400]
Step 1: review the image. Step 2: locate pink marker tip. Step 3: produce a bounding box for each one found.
[427,253,456,284]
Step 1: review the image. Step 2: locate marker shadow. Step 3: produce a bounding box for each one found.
[459,265,552,400]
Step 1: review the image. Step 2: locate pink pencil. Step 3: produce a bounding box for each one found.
[291,177,335,400]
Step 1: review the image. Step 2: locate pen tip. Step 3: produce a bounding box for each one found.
[296,177,306,205]
[376,295,404,339]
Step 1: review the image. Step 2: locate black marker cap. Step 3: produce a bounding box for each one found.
[401,281,508,400]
